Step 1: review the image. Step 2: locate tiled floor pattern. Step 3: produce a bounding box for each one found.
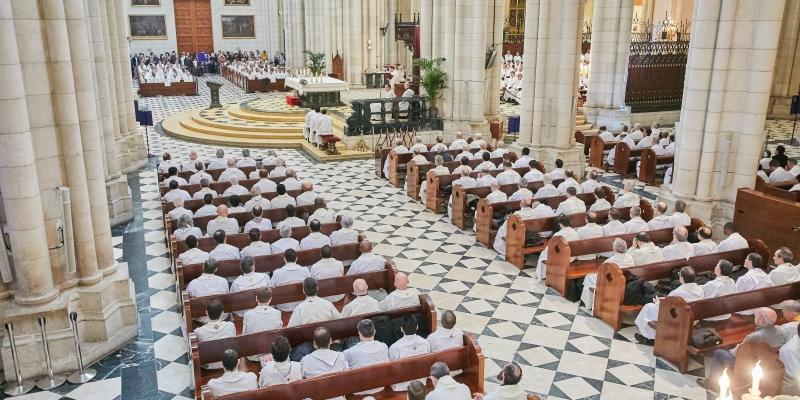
[11,74,800,400]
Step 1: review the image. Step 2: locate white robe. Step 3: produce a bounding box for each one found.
[426,376,472,400]
[493,205,554,256]
[662,241,694,261]
[554,196,586,215]
[287,296,340,327]
[230,272,271,316]
[258,360,302,388]
[207,370,258,397]
[347,253,387,275]
[209,243,241,261]
[581,253,635,310]
[701,277,737,321]
[341,295,380,317]
[624,217,649,234]
[769,263,800,285]
[196,320,237,369]
[483,385,528,400]
[717,232,749,252]
[379,288,421,311]
[206,218,240,236]
[692,239,719,257]
[270,263,312,311]
[629,242,665,266]
[634,282,704,339]
[330,228,359,246]
[178,247,209,265]
[310,258,345,302]
[427,327,464,352]
[300,349,349,400]
[536,227,580,281]
[243,218,273,234]
[647,215,673,231]
[271,237,300,254]
[299,232,332,250]
[343,340,390,394]
[388,335,431,391]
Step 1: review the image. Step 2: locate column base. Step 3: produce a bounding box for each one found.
[106,175,133,226]
[442,119,490,136]
[510,142,585,178]
[767,95,794,119]
[1,266,137,381]
[658,186,734,239]
[583,106,631,132]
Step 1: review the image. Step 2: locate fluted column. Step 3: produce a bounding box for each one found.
[114,0,146,167]
[484,0,504,121]
[583,0,633,130]
[99,0,122,157]
[87,0,119,178]
[768,0,800,118]
[65,0,116,279]
[104,0,132,170]
[0,0,58,304]
[514,0,584,173]
[666,0,785,230]
[282,0,305,69]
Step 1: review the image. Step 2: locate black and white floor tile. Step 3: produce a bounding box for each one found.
[11,75,799,400]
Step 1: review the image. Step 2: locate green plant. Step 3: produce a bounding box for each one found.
[304,50,326,75]
[413,57,447,109]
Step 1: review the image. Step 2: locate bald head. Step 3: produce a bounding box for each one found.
[359,240,373,254]
[395,272,409,290]
[674,226,688,242]
[353,279,368,296]
[227,158,236,168]
[754,307,778,328]
[217,205,229,217]
[302,182,313,191]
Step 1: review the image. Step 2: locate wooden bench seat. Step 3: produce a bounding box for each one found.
[405,156,507,201]
[424,166,530,213]
[386,147,475,188]
[450,181,545,229]
[612,142,644,175]
[654,281,800,372]
[171,222,341,256]
[161,188,306,215]
[168,204,318,235]
[734,188,800,269]
[176,242,361,291]
[593,240,768,330]
[638,149,674,185]
[543,217,702,297]
[587,135,617,169]
[139,81,198,97]
[160,176,289,197]
[504,199,651,269]
[158,164,274,183]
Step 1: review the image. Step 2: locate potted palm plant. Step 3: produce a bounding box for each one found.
[413,57,447,117]
[304,50,326,76]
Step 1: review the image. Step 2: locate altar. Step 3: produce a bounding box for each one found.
[284,76,349,108]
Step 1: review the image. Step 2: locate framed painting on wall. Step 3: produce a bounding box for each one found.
[129,15,167,39]
[221,15,255,38]
[224,0,250,5]
[131,0,161,6]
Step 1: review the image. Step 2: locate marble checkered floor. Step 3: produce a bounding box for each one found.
[13,75,800,400]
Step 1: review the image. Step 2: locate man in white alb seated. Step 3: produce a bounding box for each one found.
[647,202,672,230]
[580,170,601,194]
[295,182,318,206]
[271,184,296,209]
[271,225,299,254]
[508,178,533,202]
[206,205,240,236]
[228,195,246,214]
[427,310,464,352]
[554,186,586,215]
[230,256,270,318]
[261,150,278,167]
[736,253,774,310]
[514,147,532,168]
[178,235,209,266]
[389,315,432,391]
[409,148,428,166]
[236,149,257,168]
[586,187,609,212]
[242,289,283,361]
[330,215,358,245]
[258,336,302,387]
[597,126,615,142]
[536,215,580,281]
[300,328,348,393]
[496,161,521,185]
[341,279,380,317]
[410,136,427,153]
[628,232,665,266]
[276,205,305,231]
[470,132,487,150]
[523,160,544,183]
[430,136,448,153]
[163,180,190,206]
[193,195,216,219]
[493,198,554,256]
[379,272,420,311]
[454,145,473,162]
[282,169,302,191]
[628,123,644,140]
[769,247,799,285]
[270,249,312,312]
[575,212,604,260]
[306,199,335,226]
[208,149,230,170]
[473,362,527,400]
[486,181,508,204]
[192,179,217,200]
[556,170,580,195]
[162,167,187,188]
[195,301,236,369]
[598,208,626,257]
[419,155,451,202]
[268,159,288,179]
[168,198,192,222]
[425,362,471,399]
[300,220,331,250]
[548,159,566,181]
[449,131,467,151]
[253,169,277,193]
[240,228,271,258]
[533,174,558,199]
[348,240,387,275]
[223,177,248,197]
[623,206,649,233]
[207,349,257,396]
[158,153,180,174]
[718,222,749,252]
[243,206,272,234]
[383,139,410,178]
[692,226,719,256]
[310,245,345,302]
[634,266,704,345]
[452,157,473,176]
[287,278,340,327]
[343,320,390,395]
[662,227,694,261]
[475,152,497,172]
[613,180,640,208]
[669,200,690,228]
[189,162,212,185]
[208,230,241,261]
[245,187,271,211]
[473,142,490,160]
[181,151,200,173]
[491,141,508,158]
[219,158,246,183]
[769,159,795,182]
[581,238,634,311]
[700,260,738,321]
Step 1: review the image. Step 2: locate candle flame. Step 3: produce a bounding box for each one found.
[752,360,763,380]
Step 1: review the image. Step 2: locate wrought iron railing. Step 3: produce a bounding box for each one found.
[345,96,443,135]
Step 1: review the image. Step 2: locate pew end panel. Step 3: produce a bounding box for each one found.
[451,185,468,229]
[474,198,496,247]
[593,262,628,331]
[544,236,573,297]
[504,215,526,269]
[588,136,606,169]
[424,170,440,212]
[735,188,800,259]
[190,333,202,397]
[731,341,784,398]
[612,142,632,175]
[406,163,421,200]
[653,296,695,373]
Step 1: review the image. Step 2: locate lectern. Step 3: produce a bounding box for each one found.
[207,81,222,108]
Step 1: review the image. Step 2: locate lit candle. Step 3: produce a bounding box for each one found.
[750,360,763,396]
[718,368,730,400]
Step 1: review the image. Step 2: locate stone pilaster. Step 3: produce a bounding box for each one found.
[104,0,132,171]
[283,0,305,69]
[662,0,785,232]
[514,0,585,175]
[768,0,800,118]
[583,0,633,131]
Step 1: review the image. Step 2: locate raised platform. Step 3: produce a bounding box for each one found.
[160,94,371,162]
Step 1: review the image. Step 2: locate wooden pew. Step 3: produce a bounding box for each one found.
[734,188,800,268]
[176,242,361,291]
[450,181,544,229]
[730,341,785,398]
[424,166,529,213]
[374,147,393,178]
[637,149,674,185]
[161,188,306,215]
[594,240,768,331]
[386,147,469,188]
[473,186,616,248]
[588,136,617,169]
[762,184,800,202]
[654,281,800,372]
[160,177,288,197]
[170,204,318,235]
[754,175,796,192]
[243,78,288,93]
[405,156,503,201]
[503,199,652,269]
[138,81,198,97]
[158,164,274,183]
[612,142,645,175]
[170,222,340,256]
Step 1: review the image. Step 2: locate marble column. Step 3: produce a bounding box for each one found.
[583,0,633,130]
[514,0,585,174]
[0,0,58,306]
[664,0,785,231]
[114,0,147,169]
[41,0,101,285]
[104,0,132,170]
[768,0,800,118]
[282,0,305,69]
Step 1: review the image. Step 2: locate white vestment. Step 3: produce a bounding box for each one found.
[634,283,704,339]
